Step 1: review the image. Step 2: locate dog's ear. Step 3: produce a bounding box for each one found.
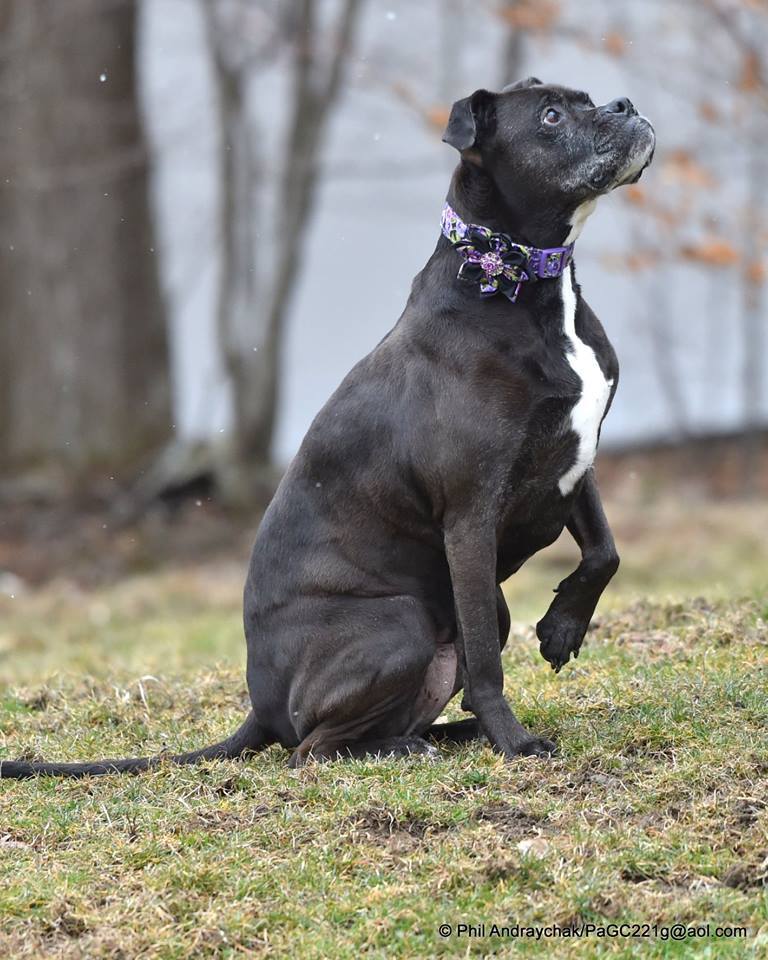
[502,76,542,92]
[442,89,496,153]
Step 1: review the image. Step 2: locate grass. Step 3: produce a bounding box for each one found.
[0,498,767,958]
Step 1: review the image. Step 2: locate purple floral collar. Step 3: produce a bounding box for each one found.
[441,203,574,302]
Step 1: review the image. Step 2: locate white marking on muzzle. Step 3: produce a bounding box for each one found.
[614,119,656,187]
[557,266,613,496]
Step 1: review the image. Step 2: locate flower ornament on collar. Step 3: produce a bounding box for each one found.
[441,203,574,303]
[454,225,532,299]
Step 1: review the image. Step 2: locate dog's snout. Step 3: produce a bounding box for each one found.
[601,97,636,117]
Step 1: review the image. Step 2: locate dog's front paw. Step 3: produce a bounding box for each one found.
[536,608,589,673]
[517,735,557,759]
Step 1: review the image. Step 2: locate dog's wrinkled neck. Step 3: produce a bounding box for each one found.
[447,160,586,249]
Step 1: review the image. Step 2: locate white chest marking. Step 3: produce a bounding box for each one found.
[564,198,598,245]
[557,268,613,496]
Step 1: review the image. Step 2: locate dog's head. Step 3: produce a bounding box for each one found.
[443,77,655,226]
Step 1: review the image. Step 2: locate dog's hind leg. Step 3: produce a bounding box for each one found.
[284,595,447,767]
[425,718,484,743]
[287,685,436,767]
[288,736,437,767]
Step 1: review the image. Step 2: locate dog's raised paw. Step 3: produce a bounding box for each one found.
[536,611,589,672]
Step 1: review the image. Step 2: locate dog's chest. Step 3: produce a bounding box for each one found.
[555,273,613,495]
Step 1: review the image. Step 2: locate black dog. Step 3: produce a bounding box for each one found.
[1,79,655,777]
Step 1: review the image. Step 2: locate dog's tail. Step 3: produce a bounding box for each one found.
[0,710,271,779]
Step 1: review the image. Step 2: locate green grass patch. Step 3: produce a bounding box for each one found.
[1,509,767,957]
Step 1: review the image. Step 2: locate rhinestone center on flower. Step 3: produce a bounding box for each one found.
[479,252,504,276]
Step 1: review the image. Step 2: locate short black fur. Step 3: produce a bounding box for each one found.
[1,81,655,777]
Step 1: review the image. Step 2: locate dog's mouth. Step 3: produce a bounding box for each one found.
[589,115,656,193]
[614,116,656,186]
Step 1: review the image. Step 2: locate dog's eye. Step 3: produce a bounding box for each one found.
[543,107,562,126]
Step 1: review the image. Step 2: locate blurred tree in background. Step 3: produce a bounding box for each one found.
[0,0,170,498]
[1,0,765,518]
[198,0,363,502]
[609,0,768,494]
[702,0,768,493]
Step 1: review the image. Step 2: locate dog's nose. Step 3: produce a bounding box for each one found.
[602,97,637,117]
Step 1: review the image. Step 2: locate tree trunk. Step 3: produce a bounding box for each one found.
[498,0,527,86]
[205,0,362,497]
[0,0,171,496]
[740,131,766,496]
